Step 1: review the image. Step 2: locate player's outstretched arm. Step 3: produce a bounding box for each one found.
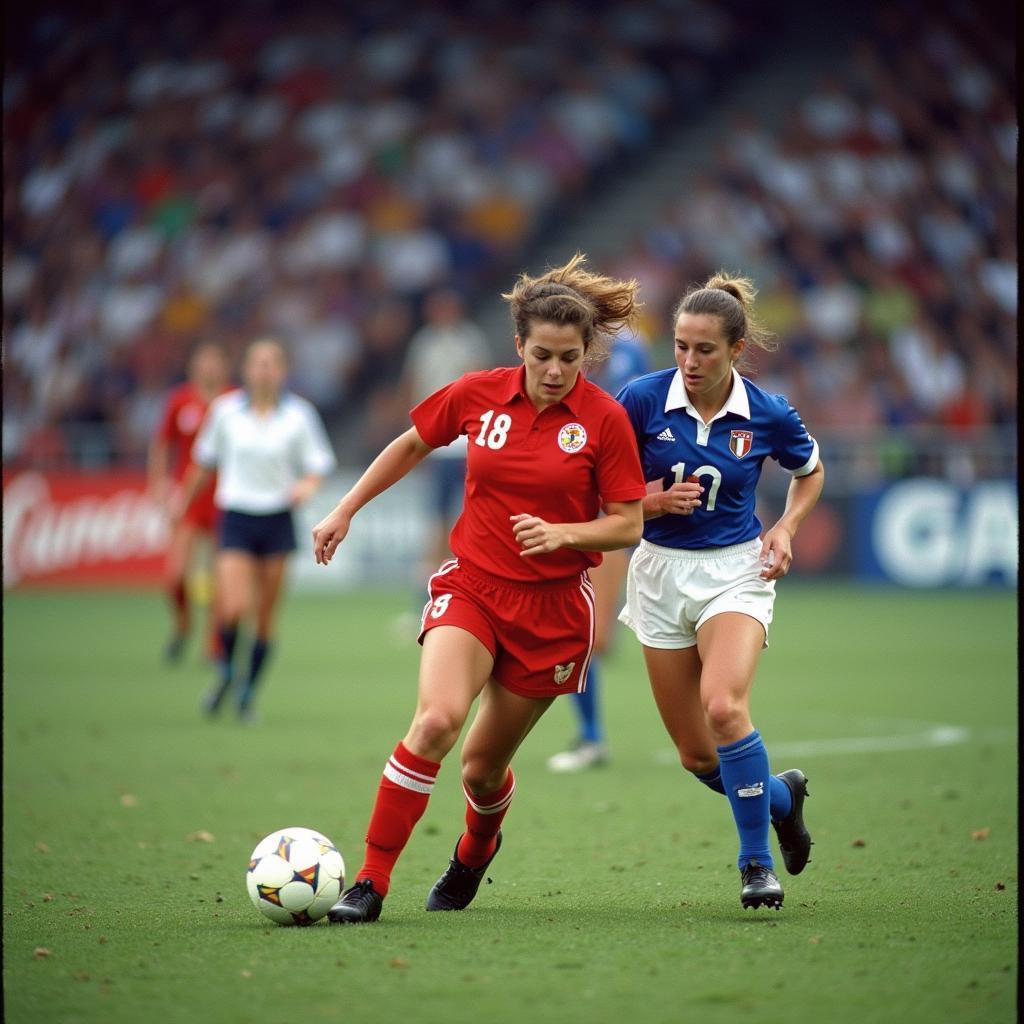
[312,427,434,566]
[759,460,825,581]
[147,438,171,503]
[511,499,643,557]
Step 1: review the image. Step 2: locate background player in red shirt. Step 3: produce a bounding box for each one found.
[311,255,646,924]
[148,343,231,661]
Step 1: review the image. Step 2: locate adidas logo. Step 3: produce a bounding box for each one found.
[656,428,676,441]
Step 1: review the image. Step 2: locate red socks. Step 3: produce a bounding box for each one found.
[356,742,440,897]
[457,769,516,868]
[355,745,518,893]
[170,581,188,632]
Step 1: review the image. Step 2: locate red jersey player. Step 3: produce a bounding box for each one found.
[311,255,646,924]
[148,342,231,661]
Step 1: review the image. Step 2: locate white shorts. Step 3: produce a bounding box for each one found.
[619,538,775,650]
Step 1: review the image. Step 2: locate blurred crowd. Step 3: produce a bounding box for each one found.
[3,0,767,468]
[2,0,1015,474]
[608,0,1016,448]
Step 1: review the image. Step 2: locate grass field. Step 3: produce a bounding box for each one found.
[2,583,1017,1024]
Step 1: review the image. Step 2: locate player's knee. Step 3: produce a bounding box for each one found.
[406,707,462,760]
[219,600,248,625]
[702,696,747,740]
[678,750,717,775]
[460,755,506,795]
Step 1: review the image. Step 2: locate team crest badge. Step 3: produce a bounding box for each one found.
[553,662,576,685]
[557,423,587,453]
[729,429,753,459]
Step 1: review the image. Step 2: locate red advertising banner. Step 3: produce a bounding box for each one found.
[3,470,170,588]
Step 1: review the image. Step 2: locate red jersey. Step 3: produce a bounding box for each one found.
[157,382,220,480]
[411,366,645,582]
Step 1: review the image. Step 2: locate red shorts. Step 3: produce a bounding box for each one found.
[418,558,596,699]
[182,493,219,533]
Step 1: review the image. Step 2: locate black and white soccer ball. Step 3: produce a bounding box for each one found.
[246,827,345,926]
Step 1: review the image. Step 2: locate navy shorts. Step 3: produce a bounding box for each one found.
[219,509,296,557]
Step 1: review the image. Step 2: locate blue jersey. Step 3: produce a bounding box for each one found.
[616,368,819,549]
[589,336,651,397]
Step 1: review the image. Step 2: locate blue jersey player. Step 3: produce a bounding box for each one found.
[616,273,824,910]
[547,333,651,773]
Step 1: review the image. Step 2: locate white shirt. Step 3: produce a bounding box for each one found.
[193,390,336,514]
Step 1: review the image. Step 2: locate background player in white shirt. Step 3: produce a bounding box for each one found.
[177,339,336,721]
[616,273,824,911]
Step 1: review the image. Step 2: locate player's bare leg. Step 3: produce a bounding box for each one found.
[236,555,288,722]
[548,550,626,772]
[427,681,554,911]
[643,644,717,773]
[330,626,494,924]
[194,530,220,661]
[697,612,784,908]
[163,522,199,662]
[403,625,496,760]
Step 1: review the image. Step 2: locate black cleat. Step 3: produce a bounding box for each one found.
[201,675,233,715]
[740,860,784,910]
[164,632,188,663]
[327,879,383,924]
[425,832,502,911]
[772,768,812,875]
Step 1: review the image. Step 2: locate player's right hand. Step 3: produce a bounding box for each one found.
[164,487,186,526]
[312,508,351,565]
[658,480,703,516]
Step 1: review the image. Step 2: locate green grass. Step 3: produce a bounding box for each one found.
[3,584,1017,1024]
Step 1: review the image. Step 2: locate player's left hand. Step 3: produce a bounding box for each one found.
[511,513,565,556]
[758,528,793,580]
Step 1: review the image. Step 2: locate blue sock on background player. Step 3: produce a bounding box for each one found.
[695,763,792,820]
[716,729,774,869]
[238,638,271,713]
[572,662,603,743]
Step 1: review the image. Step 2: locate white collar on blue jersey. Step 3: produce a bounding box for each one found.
[664,367,751,420]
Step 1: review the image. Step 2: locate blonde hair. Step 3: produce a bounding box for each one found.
[674,272,776,354]
[502,253,640,366]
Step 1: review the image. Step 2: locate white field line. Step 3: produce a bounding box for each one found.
[651,722,1016,765]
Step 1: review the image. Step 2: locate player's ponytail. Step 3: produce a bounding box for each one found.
[674,271,775,353]
[503,253,640,366]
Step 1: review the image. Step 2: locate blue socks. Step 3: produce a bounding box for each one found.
[572,662,603,743]
[695,764,792,821]
[716,730,774,870]
[217,625,238,684]
[238,639,271,711]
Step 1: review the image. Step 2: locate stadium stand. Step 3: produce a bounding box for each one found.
[3,0,773,467]
[2,0,1014,476]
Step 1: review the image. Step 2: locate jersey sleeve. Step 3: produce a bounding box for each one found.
[595,403,647,503]
[772,402,819,476]
[409,377,467,448]
[614,381,645,444]
[192,398,223,469]
[297,401,337,476]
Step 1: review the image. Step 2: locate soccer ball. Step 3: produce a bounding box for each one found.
[246,826,345,926]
